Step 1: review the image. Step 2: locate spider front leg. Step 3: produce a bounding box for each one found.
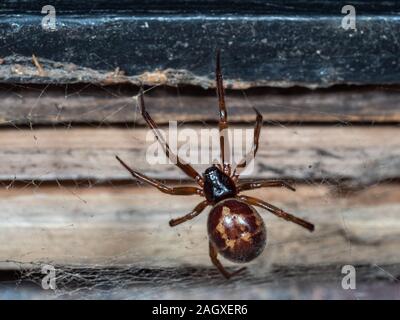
[169,200,209,226]
[216,50,231,176]
[136,88,204,187]
[116,156,202,196]
[237,180,296,193]
[209,242,246,279]
[232,107,263,181]
[239,195,314,232]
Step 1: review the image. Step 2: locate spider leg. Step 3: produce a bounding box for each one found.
[237,180,296,193]
[136,88,204,187]
[169,200,209,227]
[209,241,246,279]
[232,107,263,181]
[239,195,314,232]
[216,50,231,176]
[116,156,202,196]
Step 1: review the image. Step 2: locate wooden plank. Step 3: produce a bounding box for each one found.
[1,85,400,126]
[4,263,400,299]
[0,126,398,183]
[1,2,400,87]
[0,184,399,271]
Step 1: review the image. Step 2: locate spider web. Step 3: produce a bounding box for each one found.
[0,56,399,300]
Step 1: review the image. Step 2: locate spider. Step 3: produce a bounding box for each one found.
[116,51,314,279]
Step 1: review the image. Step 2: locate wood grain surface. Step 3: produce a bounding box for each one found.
[1,183,399,270]
[0,126,398,184]
[0,84,399,298]
[1,85,400,126]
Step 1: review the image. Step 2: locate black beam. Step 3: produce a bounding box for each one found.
[0,1,399,87]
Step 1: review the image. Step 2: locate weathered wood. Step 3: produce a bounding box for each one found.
[2,263,399,299]
[0,126,398,183]
[0,263,397,299]
[1,85,400,126]
[2,1,400,87]
[0,184,399,271]
[1,0,399,300]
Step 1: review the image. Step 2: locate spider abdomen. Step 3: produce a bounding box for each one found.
[207,198,266,263]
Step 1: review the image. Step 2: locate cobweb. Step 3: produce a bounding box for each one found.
[0,57,399,299]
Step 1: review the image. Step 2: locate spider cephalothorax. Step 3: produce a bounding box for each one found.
[203,166,237,204]
[116,51,314,279]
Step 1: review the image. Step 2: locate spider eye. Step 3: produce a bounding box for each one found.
[205,166,218,175]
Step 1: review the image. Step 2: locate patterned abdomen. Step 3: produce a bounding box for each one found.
[207,198,267,263]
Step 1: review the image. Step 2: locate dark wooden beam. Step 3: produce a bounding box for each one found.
[0,1,399,87]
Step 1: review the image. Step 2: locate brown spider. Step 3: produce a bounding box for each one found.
[116,51,314,279]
